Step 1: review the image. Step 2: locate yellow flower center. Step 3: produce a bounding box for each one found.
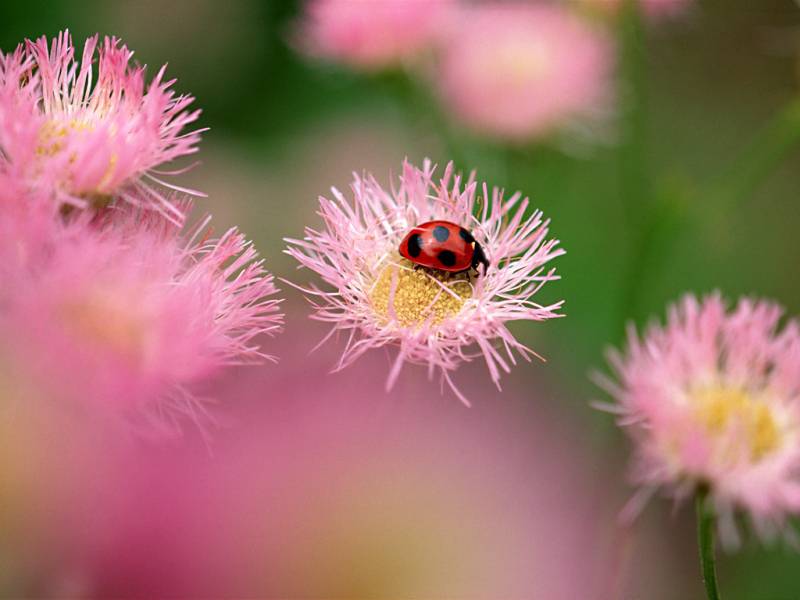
[36,117,118,201]
[692,386,782,462]
[474,39,553,90]
[36,118,93,157]
[369,259,472,328]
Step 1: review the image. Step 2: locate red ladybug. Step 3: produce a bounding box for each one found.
[398,220,489,274]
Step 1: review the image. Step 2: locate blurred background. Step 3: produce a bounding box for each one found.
[3,0,800,598]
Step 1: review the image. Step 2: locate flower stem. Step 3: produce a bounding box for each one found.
[614,0,653,339]
[696,489,722,600]
[618,0,650,228]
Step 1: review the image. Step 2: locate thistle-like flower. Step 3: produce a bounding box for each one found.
[598,293,800,546]
[285,160,564,404]
[2,202,283,432]
[0,30,203,223]
[436,3,613,143]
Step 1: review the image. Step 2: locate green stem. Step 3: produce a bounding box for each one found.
[618,0,650,229]
[614,0,652,339]
[696,489,722,600]
[614,209,656,336]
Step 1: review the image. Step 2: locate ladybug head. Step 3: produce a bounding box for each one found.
[471,241,489,274]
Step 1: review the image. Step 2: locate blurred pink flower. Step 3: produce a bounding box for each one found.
[578,0,693,20]
[296,0,454,71]
[1,203,283,432]
[285,159,564,404]
[0,325,691,599]
[0,31,203,224]
[60,334,625,599]
[599,293,800,547]
[437,3,614,143]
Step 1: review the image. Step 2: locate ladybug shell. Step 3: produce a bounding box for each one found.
[398,220,477,273]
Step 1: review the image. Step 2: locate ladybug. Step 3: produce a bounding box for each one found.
[398,220,489,274]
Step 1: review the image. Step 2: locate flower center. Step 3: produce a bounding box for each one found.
[369,259,472,328]
[492,39,552,88]
[36,118,119,201]
[36,118,93,157]
[692,386,782,462]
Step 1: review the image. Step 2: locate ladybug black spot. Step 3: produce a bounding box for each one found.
[438,250,457,267]
[459,228,474,243]
[433,225,450,242]
[407,233,423,258]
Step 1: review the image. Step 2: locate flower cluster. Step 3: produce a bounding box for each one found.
[599,294,800,546]
[0,32,282,433]
[286,159,564,404]
[295,0,693,144]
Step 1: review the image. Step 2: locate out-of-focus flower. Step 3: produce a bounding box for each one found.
[1,203,283,432]
[0,327,690,598]
[295,0,454,71]
[285,159,563,404]
[577,0,693,21]
[436,3,613,143]
[61,335,634,599]
[598,293,800,547]
[0,31,203,223]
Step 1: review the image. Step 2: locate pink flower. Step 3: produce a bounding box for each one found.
[436,3,613,143]
[285,159,564,404]
[1,202,283,433]
[0,31,203,224]
[296,0,454,71]
[577,0,693,20]
[598,293,800,547]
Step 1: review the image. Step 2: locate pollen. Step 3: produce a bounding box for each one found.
[369,259,472,328]
[692,386,782,462]
[36,118,118,202]
[36,118,93,157]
